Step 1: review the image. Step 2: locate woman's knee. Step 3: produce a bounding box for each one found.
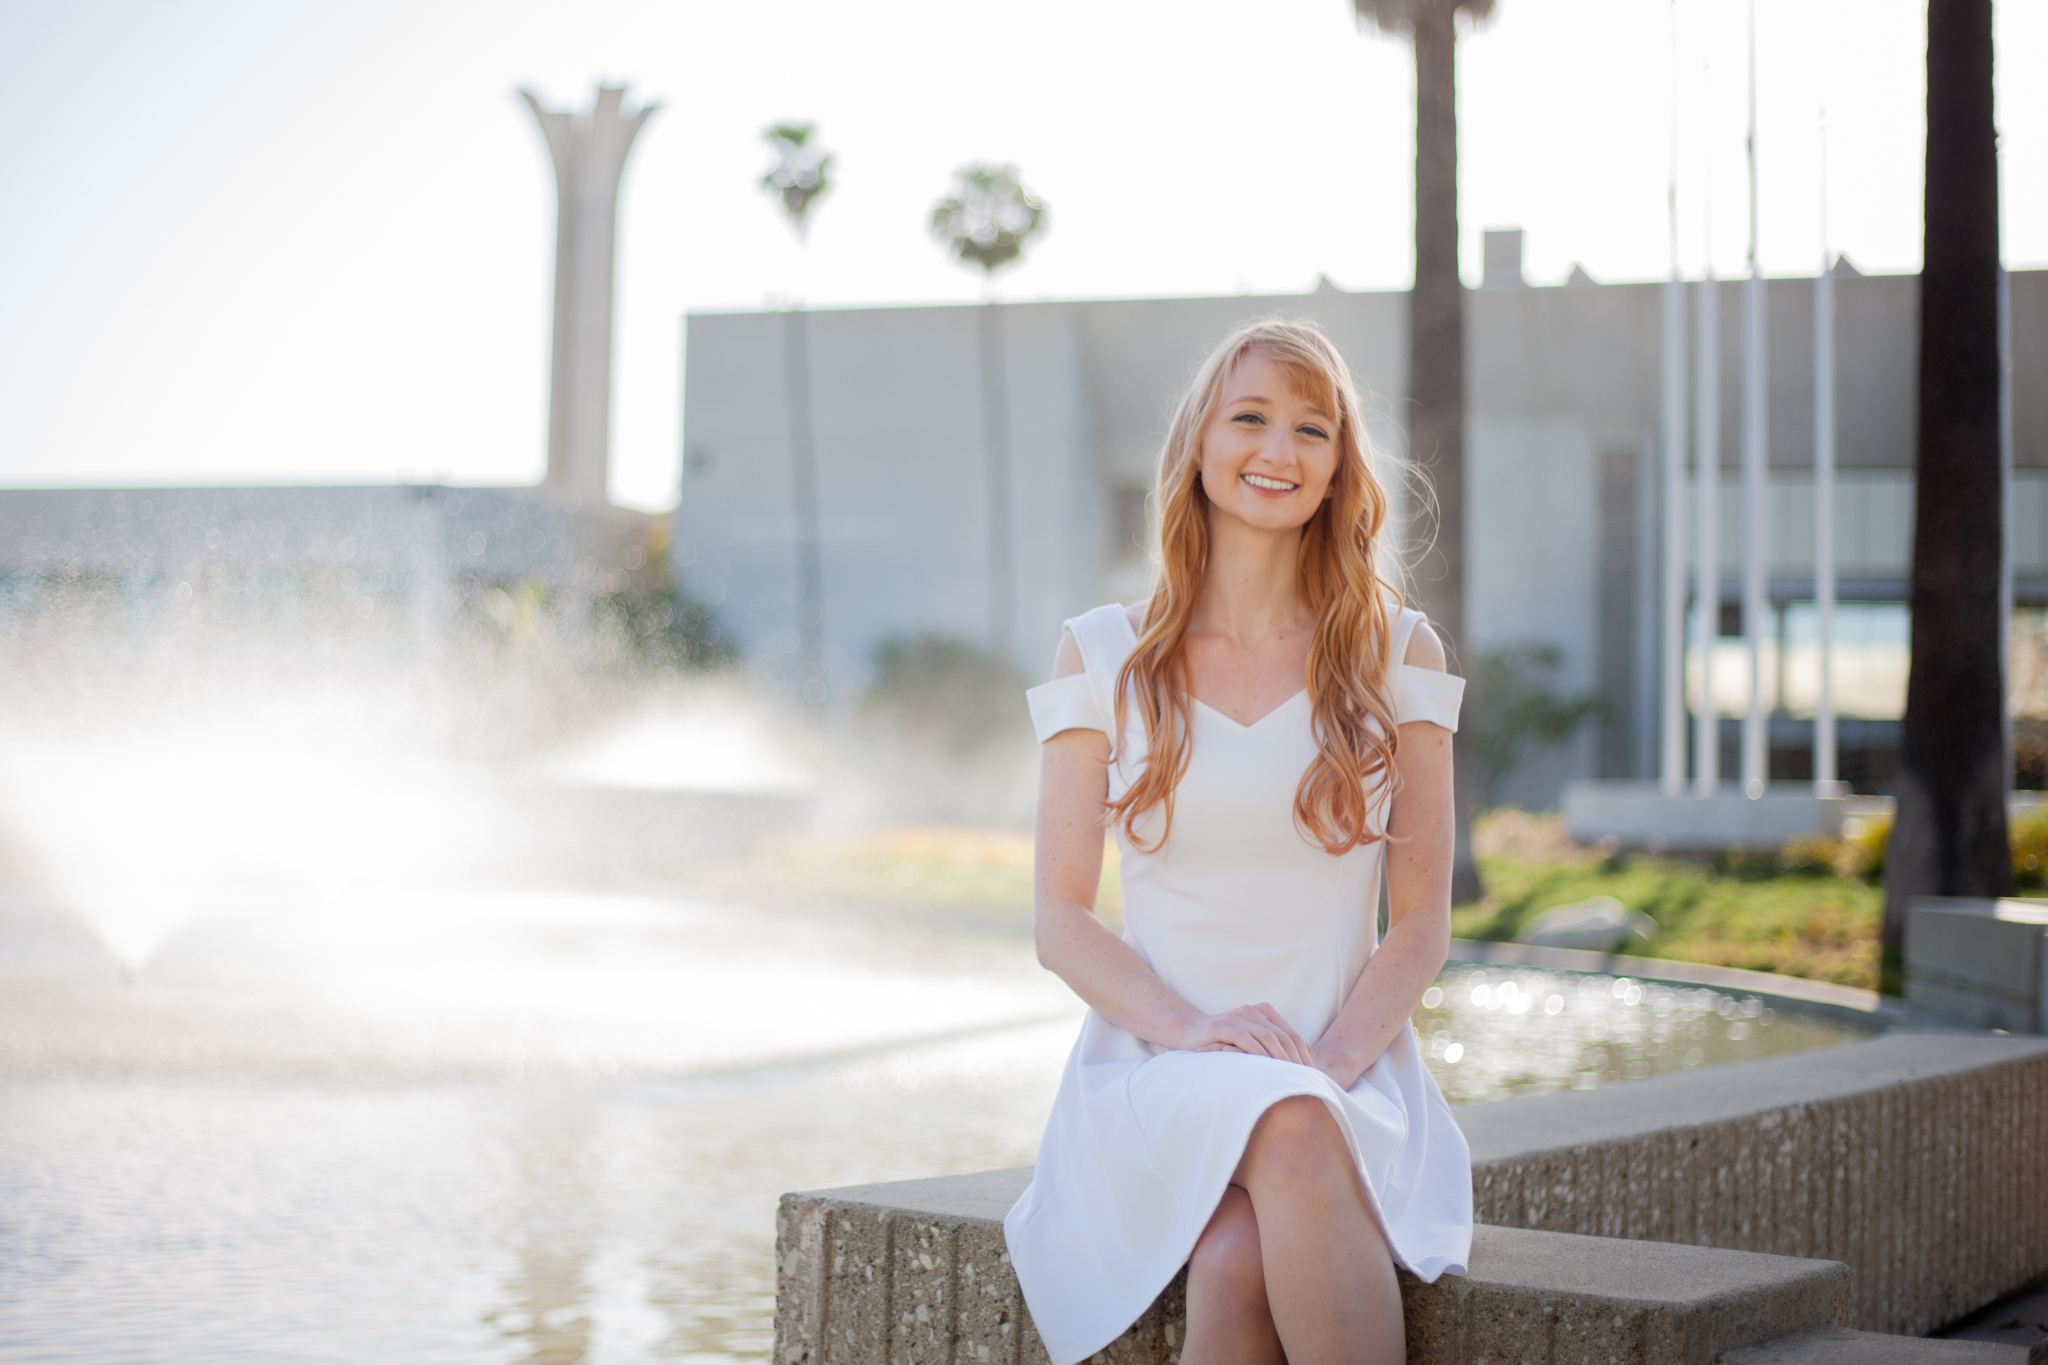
[1242,1096,1350,1187]
[1190,1186,1265,1295]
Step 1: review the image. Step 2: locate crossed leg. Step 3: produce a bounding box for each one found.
[1181,1095,1404,1365]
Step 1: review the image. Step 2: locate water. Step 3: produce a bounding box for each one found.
[0,883,1871,1364]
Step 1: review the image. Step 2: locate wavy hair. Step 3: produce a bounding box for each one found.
[1108,319,1402,855]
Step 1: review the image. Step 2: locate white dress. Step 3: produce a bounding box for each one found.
[1003,603,1473,1365]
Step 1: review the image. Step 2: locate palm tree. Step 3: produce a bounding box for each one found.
[1884,0,2009,978]
[930,164,1049,665]
[1354,0,1496,903]
[761,123,834,238]
[761,123,835,705]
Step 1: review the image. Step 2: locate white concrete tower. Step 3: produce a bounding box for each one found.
[522,85,659,510]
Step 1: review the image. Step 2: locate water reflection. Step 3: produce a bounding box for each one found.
[0,885,1869,1364]
[1415,967,1865,1104]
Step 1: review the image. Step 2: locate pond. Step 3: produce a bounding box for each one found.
[0,882,1873,1364]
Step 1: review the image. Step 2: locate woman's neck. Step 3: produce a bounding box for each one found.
[1191,508,1311,643]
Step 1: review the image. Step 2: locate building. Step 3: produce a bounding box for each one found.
[677,243,2048,805]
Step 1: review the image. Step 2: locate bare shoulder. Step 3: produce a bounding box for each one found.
[1402,619,1447,672]
[1051,627,1085,681]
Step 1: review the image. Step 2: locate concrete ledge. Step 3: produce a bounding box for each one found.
[1907,898,2048,1034]
[1458,1033,2048,1336]
[1720,1327,2029,1362]
[773,1035,2048,1361]
[1560,782,1866,851]
[774,1169,1850,1365]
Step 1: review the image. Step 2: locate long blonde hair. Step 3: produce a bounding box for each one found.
[1108,319,1402,856]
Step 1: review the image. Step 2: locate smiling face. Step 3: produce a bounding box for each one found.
[1194,347,1342,537]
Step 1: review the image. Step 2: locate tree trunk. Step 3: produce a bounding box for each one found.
[1884,0,2009,972]
[783,307,826,707]
[1407,5,1482,903]
[979,301,1014,666]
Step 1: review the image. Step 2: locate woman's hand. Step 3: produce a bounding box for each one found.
[1176,1003,1315,1066]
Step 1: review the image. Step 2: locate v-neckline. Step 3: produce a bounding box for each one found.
[1191,689,1309,731]
[1112,606,1308,733]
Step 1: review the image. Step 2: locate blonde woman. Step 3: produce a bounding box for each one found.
[1003,320,1471,1365]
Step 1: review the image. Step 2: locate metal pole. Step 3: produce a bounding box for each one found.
[1660,0,1688,795]
[1740,0,1769,798]
[1815,263,1837,789]
[1662,281,1689,795]
[1814,108,1838,791]
[1694,272,1720,796]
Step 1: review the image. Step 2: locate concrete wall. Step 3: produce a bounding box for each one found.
[772,1032,2047,1364]
[678,292,1408,700]
[775,1170,1853,1365]
[0,485,656,591]
[1906,898,2048,1033]
[1460,1032,2048,1337]
[679,271,2048,799]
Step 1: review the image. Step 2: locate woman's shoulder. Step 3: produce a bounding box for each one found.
[1400,615,1446,671]
[1061,600,1143,632]
[1061,601,1142,651]
[1382,602,1446,672]
[1048,602,1142,685]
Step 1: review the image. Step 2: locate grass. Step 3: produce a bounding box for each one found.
[699,826,1120,924]
[703,811,1889,990]
[1455,809,1884,989]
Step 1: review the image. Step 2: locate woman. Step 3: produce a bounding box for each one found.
[1003,319,1471,1365]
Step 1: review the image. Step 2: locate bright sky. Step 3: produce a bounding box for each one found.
[1,0,2041,511]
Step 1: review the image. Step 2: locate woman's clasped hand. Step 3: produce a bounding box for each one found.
[1175,1003,1316,1067]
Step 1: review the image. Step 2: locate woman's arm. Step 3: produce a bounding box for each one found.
[1034,630,1315,1065]
[1308,623,1457,1089]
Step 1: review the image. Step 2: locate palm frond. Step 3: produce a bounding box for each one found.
[761,122,834,238]
[928,163,1049,276]
[1352,0,1496,36]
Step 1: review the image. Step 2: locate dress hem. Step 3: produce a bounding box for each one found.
[1007,1048,1468,1365]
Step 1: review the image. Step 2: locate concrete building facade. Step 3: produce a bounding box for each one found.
[677,259,2048,804]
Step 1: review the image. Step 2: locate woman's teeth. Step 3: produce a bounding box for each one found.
[1243,473,1297,492]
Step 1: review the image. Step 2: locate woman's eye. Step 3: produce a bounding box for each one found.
[1298,425,1329,440]
[1233,412,1264,425]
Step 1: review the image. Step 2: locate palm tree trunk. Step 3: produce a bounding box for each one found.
[1407,4,1482,903]
[979,301,1014,665]
[783,307,826,706]
[1884,0,2009,974]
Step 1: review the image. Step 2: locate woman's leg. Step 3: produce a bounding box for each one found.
[1232,1095,1404,1365]
[1182,1184,1285,1365]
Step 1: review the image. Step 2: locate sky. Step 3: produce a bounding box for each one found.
[0,0,2041,512]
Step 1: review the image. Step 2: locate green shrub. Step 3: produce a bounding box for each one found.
[1779,833,1843,878]
[861,635,1030,756]
[2011,809,2048,891]
[1837,813,1890,884]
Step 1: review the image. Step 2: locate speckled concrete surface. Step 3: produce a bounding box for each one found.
[1458,1033,2048,1336]
[1721,1326,2028,1362]
[773,1033,2048,1363]
[774,1175,1848,1365]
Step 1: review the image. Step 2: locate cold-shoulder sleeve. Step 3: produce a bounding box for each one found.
[1388,605,1464,732]
[1393,665,1464,731]
[1027,673,1108,742]
[1024,604,1140,743]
